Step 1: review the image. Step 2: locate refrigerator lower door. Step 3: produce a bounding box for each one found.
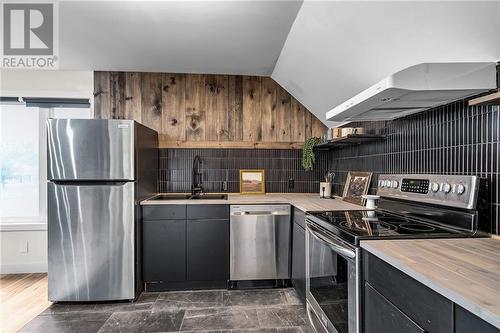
[48,181,135,301]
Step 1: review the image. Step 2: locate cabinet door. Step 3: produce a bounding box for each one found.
[455,305,499,333]
[187,219,229,281]
[143,220,186,282]
[292,222,306,303]
[363,251,453,332]
[364,282,425,333]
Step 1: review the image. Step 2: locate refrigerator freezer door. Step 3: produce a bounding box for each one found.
[47,119,135,180]
[48,181,135,301]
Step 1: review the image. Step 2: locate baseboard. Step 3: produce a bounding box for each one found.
[0,262,48,274]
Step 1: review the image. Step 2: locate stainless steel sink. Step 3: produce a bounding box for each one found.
[190,194,228,200]
[150,194,228,200]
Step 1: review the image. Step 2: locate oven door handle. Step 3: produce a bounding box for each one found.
[307,222,356,259]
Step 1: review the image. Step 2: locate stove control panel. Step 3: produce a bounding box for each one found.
[376,174,479,210]
[401,179,429,194]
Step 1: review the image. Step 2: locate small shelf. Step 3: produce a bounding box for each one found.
[468,91,500,106]
[314,134,386,150]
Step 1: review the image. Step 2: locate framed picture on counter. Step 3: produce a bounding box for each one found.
[342,171,372,206]
[240,169,265,194]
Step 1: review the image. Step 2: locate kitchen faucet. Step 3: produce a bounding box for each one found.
[191,155,204,196]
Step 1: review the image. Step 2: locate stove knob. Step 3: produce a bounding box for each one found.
[378,180,384,188]
[391,180,399,189]
[430,182,439,192]
[441,183,451,193]
[381,180,387,188]
[456,184,466,195]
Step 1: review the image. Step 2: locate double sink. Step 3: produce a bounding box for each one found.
[150,193,228,200]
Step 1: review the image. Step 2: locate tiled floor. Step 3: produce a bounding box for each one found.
[19,288,308,333]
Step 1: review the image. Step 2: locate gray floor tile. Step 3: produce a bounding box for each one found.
[98,309,184,333]
[137,292,161,303]
[153,290,224,312]
[256,306,307,328]
[179,328,305,333]
[181,308,260,331]
[226,327,305,333]
[19,312,112,333]
[281,289,302,305]
[222,290,288,307]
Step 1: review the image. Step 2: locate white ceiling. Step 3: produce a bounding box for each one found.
[58,1,303,75]
[55,1,500,125]
[271,1,500,126]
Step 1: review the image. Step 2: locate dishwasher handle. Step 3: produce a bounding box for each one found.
[230,205,291,217]
[230,210,289,216]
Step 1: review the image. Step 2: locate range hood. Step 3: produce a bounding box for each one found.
[326,62,497,122]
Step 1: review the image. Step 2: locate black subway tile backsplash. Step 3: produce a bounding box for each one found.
[159,148,328,195]
[328,100,500,234]
[159,100,499,234]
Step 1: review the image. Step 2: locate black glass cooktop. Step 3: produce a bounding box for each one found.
[307,210,468,245]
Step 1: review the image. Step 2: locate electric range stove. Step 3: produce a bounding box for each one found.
[307,209,470,246]
[307,174,490,246]
[305,174,491,333]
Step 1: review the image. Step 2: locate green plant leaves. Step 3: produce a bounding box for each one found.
[302,137,319,171]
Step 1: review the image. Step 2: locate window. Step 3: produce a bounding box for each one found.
[0,102,91,226]
[0,104,41,219]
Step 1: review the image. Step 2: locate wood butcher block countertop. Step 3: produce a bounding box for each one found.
[361,238,500,329]
[141,193,365,212]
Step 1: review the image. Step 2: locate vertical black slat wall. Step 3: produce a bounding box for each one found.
[329,100,500,234]
[159,148,328,194]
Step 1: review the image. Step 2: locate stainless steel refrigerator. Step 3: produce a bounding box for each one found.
[47,119,158,302]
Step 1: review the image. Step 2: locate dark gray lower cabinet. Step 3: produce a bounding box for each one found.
[143,219,186,282]
[364,282,425,333]
[363,251,453,333]
[363,250,500,333]
[143,204,229,291]
[455,305,500,333]
[187,219,229,281]
[292,221,306,302]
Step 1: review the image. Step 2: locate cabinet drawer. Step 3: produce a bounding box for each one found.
[364,282,425,333]
[143,205,186,220]
[187,205,229,219]
[363,251,453,333]
[293,207,306,228]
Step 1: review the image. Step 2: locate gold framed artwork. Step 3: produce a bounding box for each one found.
[342,171,372,206]
[239,169,265,194]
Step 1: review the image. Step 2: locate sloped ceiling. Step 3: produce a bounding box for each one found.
[271,1,500,126]
[58,1,302,75]
[56,1,500,126]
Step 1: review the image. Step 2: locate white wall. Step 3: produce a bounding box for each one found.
[272,1,500,126]
[0,70,93,274]
[0,230,48,274]
[0,70,93,98]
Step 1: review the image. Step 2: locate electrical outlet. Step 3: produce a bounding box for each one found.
[20,241,29,254]
[221,181,228,191]
[288,179,294,189]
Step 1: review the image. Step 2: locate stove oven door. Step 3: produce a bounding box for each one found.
[306,220,360,333]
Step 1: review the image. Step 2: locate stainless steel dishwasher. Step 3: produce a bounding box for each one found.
[230,205,291,281]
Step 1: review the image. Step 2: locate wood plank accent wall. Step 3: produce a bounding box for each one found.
[94,72,327,149]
